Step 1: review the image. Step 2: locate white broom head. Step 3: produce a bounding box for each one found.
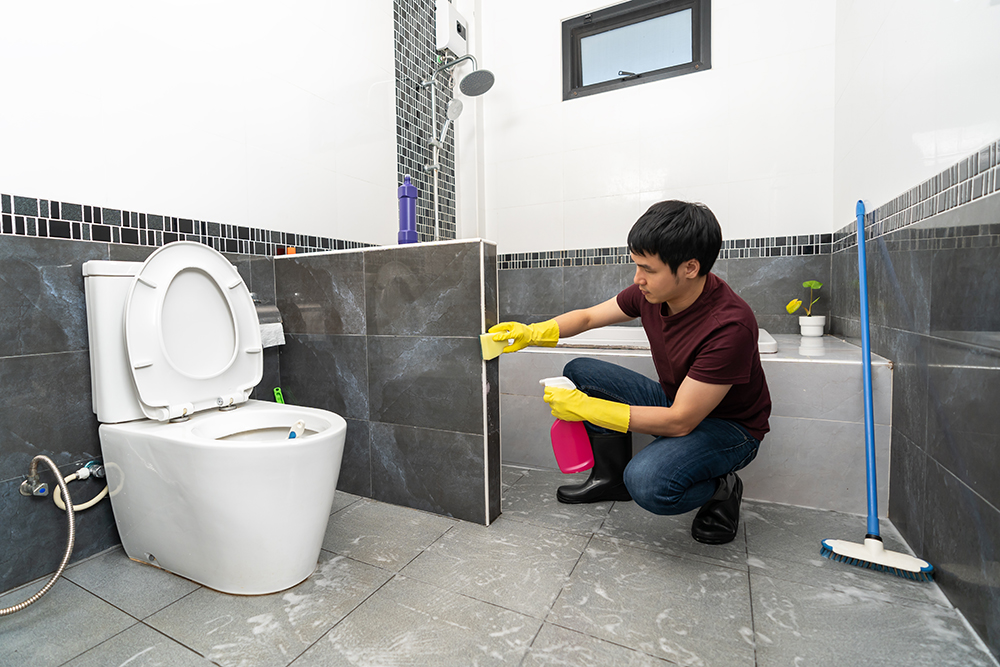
[822,538,934,580]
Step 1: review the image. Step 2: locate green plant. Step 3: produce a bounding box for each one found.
[786,280,823,316]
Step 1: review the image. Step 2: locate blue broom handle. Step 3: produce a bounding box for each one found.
[856,200,880,537]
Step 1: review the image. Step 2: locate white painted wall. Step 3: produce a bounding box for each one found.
[0,1,398,245]
[833,0,1000,225]
[478,0,837,255]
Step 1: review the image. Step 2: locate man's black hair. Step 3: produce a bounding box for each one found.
[627,200,722,276]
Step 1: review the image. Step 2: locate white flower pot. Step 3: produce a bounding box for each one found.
[799,315,826,337]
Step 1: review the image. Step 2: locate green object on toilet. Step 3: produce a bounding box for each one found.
[273,387,285,404]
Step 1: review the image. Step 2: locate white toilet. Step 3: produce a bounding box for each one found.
[82,241,346,595]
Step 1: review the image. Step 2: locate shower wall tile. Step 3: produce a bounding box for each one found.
[275,240,498,525]
[278,334,369,421]
[498,267,563,323]
[0,235,108,357]
[869,241,932,335]
[339,419,372,498]
[712,258,729,283]
[368,336,484,434]
[921,457,1000,656]
[726,255,832,335]
[369,421,486,524]
[888,428,928,557]
[0,349,118,594]
[0,474,119,598]
[248,256,276,307]
[924,340,1000,510]
[829,245,858,336]
[563,264,633,312]
[108,244,156,262]
[872,327,928,448]
[251,347,281,403]
[930,244,1000,333]
[0,351,102,476]
[499,256,832,336]
[484,243,499,330]
[487,381,501,522]
[275,252,366,335]
[364,243,483,336]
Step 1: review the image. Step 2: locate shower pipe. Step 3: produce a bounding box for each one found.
[419,54,478,242]
[0,455,75,616]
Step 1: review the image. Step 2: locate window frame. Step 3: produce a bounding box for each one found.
[562,0,711,101]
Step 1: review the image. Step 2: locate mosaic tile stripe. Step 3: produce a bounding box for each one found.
[394,0,458,242]
[0,194,373,256]
[834,138,1000,252]
[497,235,833,270]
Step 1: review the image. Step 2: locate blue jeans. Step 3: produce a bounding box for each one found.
[563,357,760,516]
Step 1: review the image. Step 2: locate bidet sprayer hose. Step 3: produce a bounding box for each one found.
[53,468,109,511]
[0,455,75,616]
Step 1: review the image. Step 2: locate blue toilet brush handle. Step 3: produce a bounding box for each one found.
[856,200,879,538]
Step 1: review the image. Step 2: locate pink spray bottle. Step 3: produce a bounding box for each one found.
[540,376,594,474]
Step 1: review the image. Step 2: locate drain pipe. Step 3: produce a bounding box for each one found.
[0,455,75,616]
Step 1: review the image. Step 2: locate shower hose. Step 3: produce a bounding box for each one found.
[0,455,75,616]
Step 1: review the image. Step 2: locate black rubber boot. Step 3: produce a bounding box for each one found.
[691,472,743,544]
[556,432,633,504]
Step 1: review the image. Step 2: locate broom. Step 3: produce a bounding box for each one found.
[819,200,934,581]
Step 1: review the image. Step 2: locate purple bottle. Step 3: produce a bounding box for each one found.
[397,175,418,244]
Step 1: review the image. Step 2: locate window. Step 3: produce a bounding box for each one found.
[562,0,711,100]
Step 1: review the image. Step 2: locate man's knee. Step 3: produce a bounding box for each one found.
[623,460,684,516]
[563,357,610,387]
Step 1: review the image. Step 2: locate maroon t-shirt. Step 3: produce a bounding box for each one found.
[617,273,771,440]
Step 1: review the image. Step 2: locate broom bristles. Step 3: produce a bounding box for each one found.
[820,538,934,582]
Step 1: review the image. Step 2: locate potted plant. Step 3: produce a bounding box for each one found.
[786,280,825,336]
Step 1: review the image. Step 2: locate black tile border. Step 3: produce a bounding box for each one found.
[498,138,1000,270]
[0,193,374,256]
[498,235,833,270]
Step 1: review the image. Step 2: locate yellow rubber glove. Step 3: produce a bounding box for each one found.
[488,320,559,353]
[543,386,631,433]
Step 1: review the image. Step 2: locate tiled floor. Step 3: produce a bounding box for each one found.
[2,466,996,666]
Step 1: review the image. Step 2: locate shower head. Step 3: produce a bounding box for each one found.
[459,69,495,96]
[446,99,464,120]
[438,100,465,145]
[423,55,496,97]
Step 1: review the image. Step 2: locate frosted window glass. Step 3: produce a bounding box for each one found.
[580,9,692,86]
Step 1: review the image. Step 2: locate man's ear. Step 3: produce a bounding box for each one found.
[682,259,701,279]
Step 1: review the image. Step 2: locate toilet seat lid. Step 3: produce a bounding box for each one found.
[123,242,263,421]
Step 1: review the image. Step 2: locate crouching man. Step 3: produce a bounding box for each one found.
[491,200,771,544]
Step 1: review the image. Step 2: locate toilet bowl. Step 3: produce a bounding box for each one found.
[83,242,346,595]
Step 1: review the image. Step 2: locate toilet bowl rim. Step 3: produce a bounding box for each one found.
[100,399,347,446]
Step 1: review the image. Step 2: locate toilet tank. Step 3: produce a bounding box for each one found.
[83,260,147,423]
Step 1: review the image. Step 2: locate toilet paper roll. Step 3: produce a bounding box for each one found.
[260,322,286,348]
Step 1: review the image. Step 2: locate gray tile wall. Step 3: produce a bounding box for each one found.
[830,192,1000,657]
[0,235,276,596]
[498,255,833,335]
[274,240,500,525]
